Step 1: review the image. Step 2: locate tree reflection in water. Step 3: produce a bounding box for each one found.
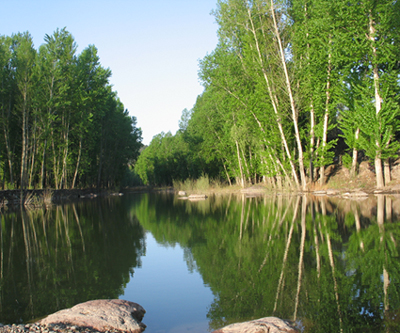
[0,197,145,324]
[133,193,400,332]
[1,192,399,333]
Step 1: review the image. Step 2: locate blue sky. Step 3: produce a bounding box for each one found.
[1,0,219,145]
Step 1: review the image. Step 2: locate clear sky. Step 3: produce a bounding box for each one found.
[1,0,219,145]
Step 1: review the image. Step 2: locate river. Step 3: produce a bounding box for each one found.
[0,192,399,332]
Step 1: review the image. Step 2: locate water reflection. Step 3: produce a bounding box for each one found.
[0,197,145,324]
[132,193,400,332]
[1,192,399,333]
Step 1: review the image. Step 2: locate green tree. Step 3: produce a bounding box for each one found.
[11,32,36,190]
[338,0,400,188]
[35,28,77,189]
[0,28,142,190]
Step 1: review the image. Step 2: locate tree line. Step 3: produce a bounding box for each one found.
[135,0,400,190]
[0,28,142,190]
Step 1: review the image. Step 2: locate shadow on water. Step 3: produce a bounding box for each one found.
[0,196,145,324]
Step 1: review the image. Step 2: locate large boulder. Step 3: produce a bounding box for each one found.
[212,317,298,333]
[38,299,146,332]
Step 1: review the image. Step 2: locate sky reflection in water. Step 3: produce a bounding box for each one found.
[122,232,213,333]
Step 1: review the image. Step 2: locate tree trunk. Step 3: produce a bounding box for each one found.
[51,134,60,189]
[20,89,28,190]
[310,102,315,183]
[235,140,245,188]
[369,12,384,189]
[270,0,306,191]
[384,158,391,185]
[320,37,332,186]
[350,128,359,178]
[375,156,384,189]
[305,4,314,184]
[247,7,300,189]
[28,119,37,188]
[61,128,69,189]
[40,139,47,189]
[97,135,104,188]
[223,160,232,186]
[3,121,14,187]
[72,138,83,189]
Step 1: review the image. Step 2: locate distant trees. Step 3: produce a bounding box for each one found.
[0,28,142,189]
[136,0,400,189]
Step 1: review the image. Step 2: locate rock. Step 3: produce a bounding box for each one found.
[212,317,298,333]
[351,191,369,197]
[312,190,326,196]
[326,189,340,196]
[343,191,368,197]
[188,194,207,200]
[178,191,187,196]
[38,299,146,333]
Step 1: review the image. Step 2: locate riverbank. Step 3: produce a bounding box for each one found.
[0,189,110,207]
[0,187,154,207]
[171,161,400,196]
[3,161,400,207]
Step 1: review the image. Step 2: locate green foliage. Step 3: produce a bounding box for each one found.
[342,153,353,171]
[0,29,142,189]
[145,0,400,188]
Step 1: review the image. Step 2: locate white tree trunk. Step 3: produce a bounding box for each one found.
[350,128,359,178]
[235,140,245,188]
[320,39,332,186]
[270,0,306,191]
[247,7,300,189]
[369,12,384,189]
[72,138,82,189]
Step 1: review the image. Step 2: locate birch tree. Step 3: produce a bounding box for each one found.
[339,0,400,189]
[11,32,36,190]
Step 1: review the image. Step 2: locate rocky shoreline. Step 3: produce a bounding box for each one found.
[0,300,298,333]
[0,323,121,333]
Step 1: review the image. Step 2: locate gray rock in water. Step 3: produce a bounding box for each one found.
[212,317,298,333]
[38,299,146,333]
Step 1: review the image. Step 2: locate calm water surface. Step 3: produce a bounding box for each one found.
[1,192,400,332]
